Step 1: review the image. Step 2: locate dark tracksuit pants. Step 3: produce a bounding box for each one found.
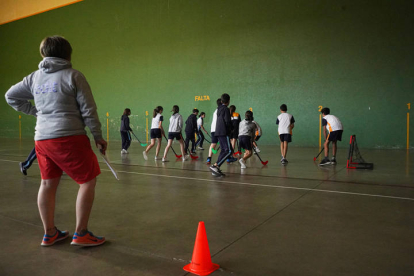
[184,132,196,153]
[120,131,131,150]
[22,147,37,169]
[216,136,233,167]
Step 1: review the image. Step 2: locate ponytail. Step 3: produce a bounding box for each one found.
[153,106,163,118]
[172,105,179,115]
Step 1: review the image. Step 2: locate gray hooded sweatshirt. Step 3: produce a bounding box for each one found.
[5,57,102,141]
[168,113,183,133]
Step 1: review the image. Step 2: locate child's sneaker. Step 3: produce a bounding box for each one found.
[281,158,288,165]
[197,146,204,150]
[319,157,330,166]
[142,151,148,160]
[206,157,211,164]
[210,165,221,176]
[162,158,169,162]
[330,157,337,165]
[71,231,105,247]
[183,155,189,161]
[227,157,238,163]
[239,158,246,169]
[154,156,160,160]
[19,162,27,176]
[255,147,261,153]
[41,227,69,246]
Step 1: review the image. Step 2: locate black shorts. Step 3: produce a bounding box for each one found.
[255,135,261,141]
[168,132,181,140]
[230,130,239,139]
[279,134,292,143]
[150,129,162,139]
[239,135,252,150]
[211,132,219,144]
[328,130,343,142]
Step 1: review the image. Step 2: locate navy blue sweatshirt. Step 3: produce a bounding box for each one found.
[185,114,198,134]
[120,115,132,132]
[215,104,232,136]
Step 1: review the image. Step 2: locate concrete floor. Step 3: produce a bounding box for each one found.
[0,138,413,276]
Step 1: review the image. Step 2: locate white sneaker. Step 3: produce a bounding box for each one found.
[142,151,148,160]
[239,158,246,169]
[155,156,160,160]
[255,147,261,153]
[183,155,189,161]
[197,146,204,150]
[121,149,125,154]
[162,158,169,162]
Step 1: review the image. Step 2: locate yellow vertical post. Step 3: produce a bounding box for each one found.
[106,112,109,142]
[19,115,22,141]
[407,113,410,150]
[146,111,149,143]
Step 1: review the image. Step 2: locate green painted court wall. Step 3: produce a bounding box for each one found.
[1,0,413,148]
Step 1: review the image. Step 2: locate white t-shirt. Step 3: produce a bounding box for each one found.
[197,117,203,129]
[151,113,163,129]
[322,115,343,132]
[211,109,218,133]
[276,113,295,135]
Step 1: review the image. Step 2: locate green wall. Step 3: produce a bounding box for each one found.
[1,0,413,148]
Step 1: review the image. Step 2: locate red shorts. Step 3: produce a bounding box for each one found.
[35,135,101,184]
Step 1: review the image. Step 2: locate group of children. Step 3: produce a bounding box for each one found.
[119,93,344,175]
[5,36,344,248]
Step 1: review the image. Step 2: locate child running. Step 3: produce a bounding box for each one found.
[19,147,37,176]
[195,112,207,150]
[143,106,164,160]
[162,105,188,162]
[206,98,222,164]
[210,93,233,176]
[120,108,132,154]
[320,107,343,166]
[238,111,257,169]
[184,109,199,155]
[276,104,295,164]
[5,35,106,246]
[230,105,241,156]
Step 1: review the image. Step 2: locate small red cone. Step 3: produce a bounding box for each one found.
[183,222,220,276]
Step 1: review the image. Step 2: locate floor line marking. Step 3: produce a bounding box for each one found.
[103,169,414,202]
[0,159,412,202]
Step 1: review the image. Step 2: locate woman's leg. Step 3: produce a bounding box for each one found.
[145,139,156,153]
[38,177,61,235]
[75,178,97,233]
[179,139,185,156]
[155,138,162,157]
[163,139,173,158]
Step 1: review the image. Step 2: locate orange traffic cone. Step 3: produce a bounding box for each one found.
[183,222,220,276]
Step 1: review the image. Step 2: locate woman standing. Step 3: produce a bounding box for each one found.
[120,108,132,154]
[162,105,187,162]
[143,106,164,160]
